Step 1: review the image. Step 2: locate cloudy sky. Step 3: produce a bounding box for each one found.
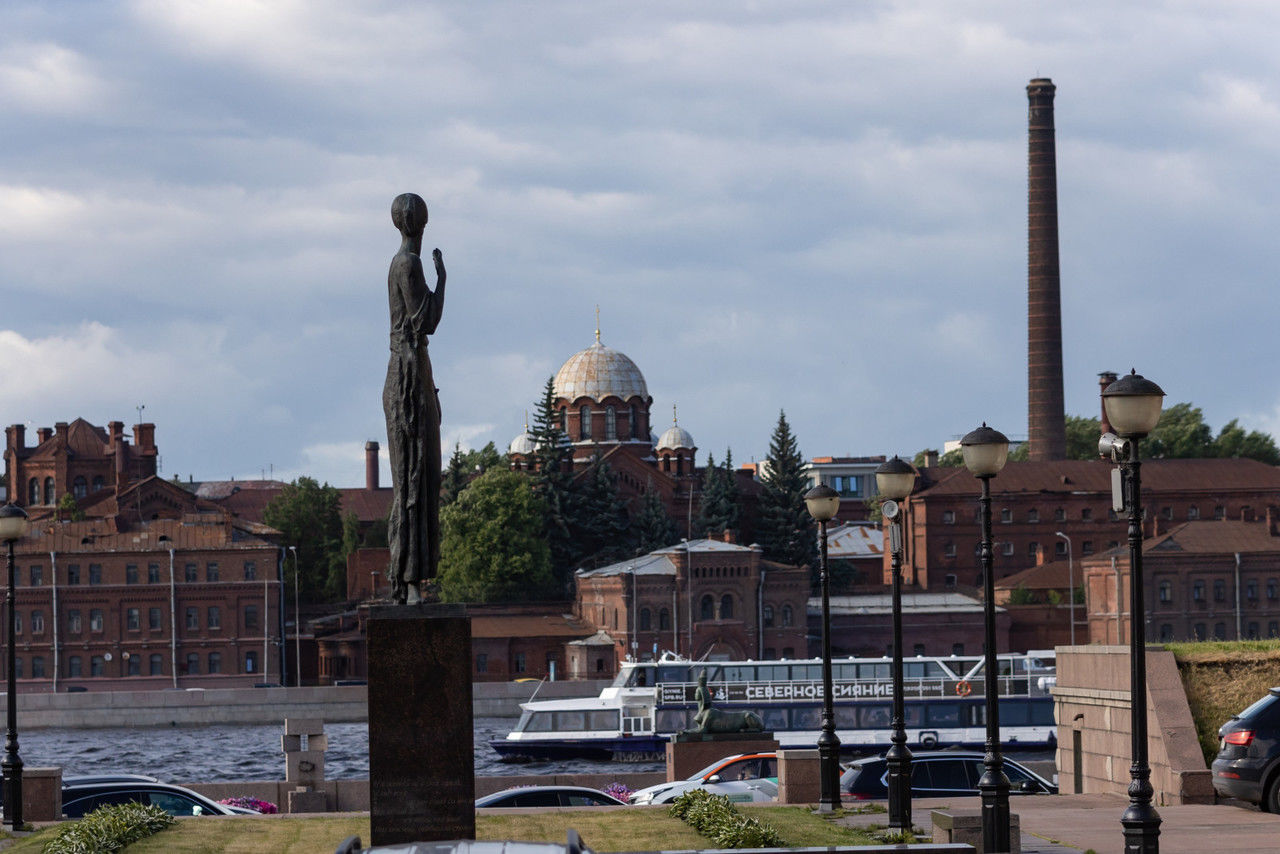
[2,1,1278,487]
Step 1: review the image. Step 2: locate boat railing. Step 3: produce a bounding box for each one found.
[658,674,1049,705]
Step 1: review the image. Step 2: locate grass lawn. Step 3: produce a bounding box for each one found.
[0,805,908,853]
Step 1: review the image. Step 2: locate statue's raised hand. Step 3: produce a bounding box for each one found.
[433,248,445,279]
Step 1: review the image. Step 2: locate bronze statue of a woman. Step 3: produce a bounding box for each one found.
[383,193,445,604]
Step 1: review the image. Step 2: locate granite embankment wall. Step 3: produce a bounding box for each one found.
[12,679,609,729]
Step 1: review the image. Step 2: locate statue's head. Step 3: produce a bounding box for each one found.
[391,193,428,235]
[698,671,707,686]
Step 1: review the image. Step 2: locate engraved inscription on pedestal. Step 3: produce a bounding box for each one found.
[368,608,473,844]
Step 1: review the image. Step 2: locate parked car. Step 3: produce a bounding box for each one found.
[629,753,778,805]
[1212,686,1280,812]
[475,786,626,808]
[841,751,1057,799]
[61,780,241,818]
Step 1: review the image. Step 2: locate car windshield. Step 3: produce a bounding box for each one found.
[687,757,739,780]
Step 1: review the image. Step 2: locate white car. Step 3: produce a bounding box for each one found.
[630,753,779,805]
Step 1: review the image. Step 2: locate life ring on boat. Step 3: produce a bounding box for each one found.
[955,680,973,697]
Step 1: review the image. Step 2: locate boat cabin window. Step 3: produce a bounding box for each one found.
[925,703,962,726]
[756,665,790,681]
[790,664,820,680]
[857,663,890,680]
[903,661,948,679]
[624,666,655,687]
[517,710,618,732]
[656,708,692,731]
[720,665,756,682]
[657,665,691,683]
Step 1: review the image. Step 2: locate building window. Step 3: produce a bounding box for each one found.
[944,542,957,558]
[67,565,80,585]
[73,476,87,499]
[27,479,37,505]
[148,564,160,584]
[68,656,81,677]
[782,604,794,627]
[127,608,140,630]
[611,608,618,629]
[68,610,82,633]
[659,608,670,631]
[90,656,105,676]
[1000,508,1012,523]
[698,595,713,621]
[476,653,487,674]
[1028,509,1039,523]
[206,562,219,582]
[43,477,54,505]
[1192,581,1205,601]
[186,607,199,631]
[244,561,257,581]
[29,565,41,586]
[208,606,221,629]
[90,609,103,632]
[208,652,222,674]
[32,657,44,678]
[1158,581,1172,602]
[1001,542,1014,556]
[89,564,102,585]
[1081,541,1094,555]
[147,654,162,675]
[1188,506,1200,520]
[514,653,526,674]
[126,564,138,585]
[942,510,955,525]
[127,655,140,676]
[639,608,651,631]
[1247,622,1260,640]
[1269,622,1280,639]
[720,594,733,620]
[1054,507,1065,522]
[1214,505,1225,520]
[1214,622,1227,640]
[1193,624,1206,641]
[605,406,617,440]
[184,564,197,583]
[1214,579,1226,602]
[13,658,21,679]
[580,406,591,440]
[31,611,43,634]
[1055,541,1067,557]
[1268,579,1278,600]
[244,605,259,631]
[1081,508,1093,521]
[945,573,957,588]
[92,476,104,492]
[244,650,258,673]
[149,607,162,631]
[186,653,200,675]
[763,605,774,627]
[1161,506,1172,520]
[12,613,19,634]
[1159,624,1174,642]
[1247,581,1258,601]
[1028,542,1039,559]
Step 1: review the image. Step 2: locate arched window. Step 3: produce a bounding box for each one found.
[781,604,794,627]
[720,594,733,620]
[91,475,104,492]
[605,406,617,440]
[27,479,38,505]
[763,605,774,628]
[699,594,714,621]
[639,608,651,631]
[73,476,87,499]
[627,406,636,439]
[43,477,55,505]
[580,406,592,440]
[560,409,568,434]
[659,608,670,631]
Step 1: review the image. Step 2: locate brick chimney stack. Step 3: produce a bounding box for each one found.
[365,441,380,490]
[1027,78,1067,461]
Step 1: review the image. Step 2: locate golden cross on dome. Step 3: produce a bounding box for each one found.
[672,403,678,424]
[595,305,601,342]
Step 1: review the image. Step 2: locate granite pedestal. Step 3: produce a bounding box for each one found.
[368,605,473,845]
[666,733,778,781]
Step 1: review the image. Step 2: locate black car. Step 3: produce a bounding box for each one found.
[1212,686,1280,811]
[841,751,1057,799]
[61,780,240,818]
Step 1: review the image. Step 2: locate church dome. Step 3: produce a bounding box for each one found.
[508,430,536,456]
[657,423,695,451]
[553,336,649,402]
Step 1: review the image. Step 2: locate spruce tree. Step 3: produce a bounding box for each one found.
[529,377,576,583]
[756,411,817,569]
[696,451,741,537]
[441,442,470,506]
[633,480,679,553]
[567,459,631,567]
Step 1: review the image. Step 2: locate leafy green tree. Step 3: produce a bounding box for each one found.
[913,448,963,467]
[263,477,346,603]
[1213,419,1280,465]
[756,411,817,569]
[438,470,555,602]
[56,492,85,522]
[1065,415,1102,460]
[1146,402,1214,459]
[632,481,678,553]
[1006,584,1036,605]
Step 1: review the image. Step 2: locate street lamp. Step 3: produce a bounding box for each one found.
[804,483,842,813]
[289,546,300,688]
[875,455,916,831]
[0,503,29,830]
[960,423,1010,854]
[1055,532,1075,645]
[1101,369,1165,854]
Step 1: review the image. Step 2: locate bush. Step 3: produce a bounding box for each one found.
[43,802,174,854]
[603,782,633,803]
[668,790,784,848]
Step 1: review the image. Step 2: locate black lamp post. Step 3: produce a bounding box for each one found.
[1101,369,1165,854]
[0,503,28,831]
[874,455,917,831]
[804,483,842,812]
[960,424,1010,854]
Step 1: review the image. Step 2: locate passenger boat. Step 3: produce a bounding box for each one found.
[490,651,1057,762]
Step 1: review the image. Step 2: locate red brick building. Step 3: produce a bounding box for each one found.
[1082,519,1280,644]
[2,419,283,691]
[822,592,1011,659]
[572,534,809,664]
